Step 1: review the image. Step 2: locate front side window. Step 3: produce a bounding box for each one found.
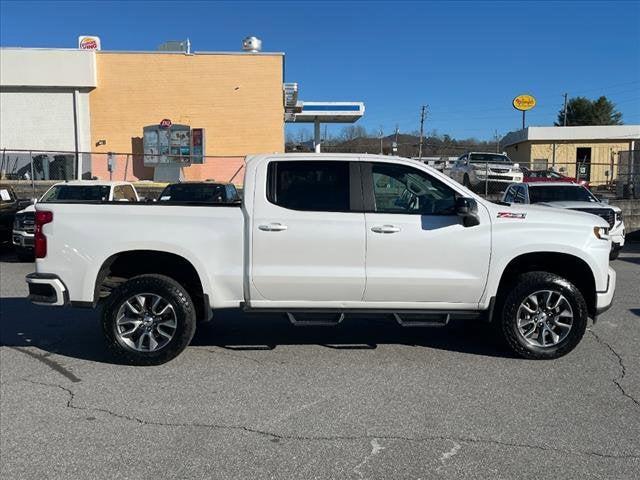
[371,163,456,215]
[267,161,350,212]
[513,186,526,203]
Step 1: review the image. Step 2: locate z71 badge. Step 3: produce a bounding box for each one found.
[497,212,527,219]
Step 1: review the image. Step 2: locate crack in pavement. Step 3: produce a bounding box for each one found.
[22,379,640,460]
[588,329,640,408]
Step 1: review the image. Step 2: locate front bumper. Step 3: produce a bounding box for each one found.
[26,273,69,306]
[12,230,34,248]
[595,267,616,316]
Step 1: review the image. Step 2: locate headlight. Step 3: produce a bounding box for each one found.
[471,164,487,170]
[593,226,610,240]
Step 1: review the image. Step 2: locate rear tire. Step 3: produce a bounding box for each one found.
[102,274,196,366]
[499,272,588,360]
[16,248,34,262]
[609,245,621,261]
[463,174,473,190]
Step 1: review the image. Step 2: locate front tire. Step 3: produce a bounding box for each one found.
[102,274,196,365]
[499,272,588,360]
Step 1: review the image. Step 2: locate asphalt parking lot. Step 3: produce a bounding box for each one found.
[1,245,639,480]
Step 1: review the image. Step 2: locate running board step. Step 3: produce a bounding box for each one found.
[287,312,345,326]
[393,313,450,327]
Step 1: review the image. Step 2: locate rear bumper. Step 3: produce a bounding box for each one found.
[12,230,34,248]
[25,273,69,306]
[595,267,616,316]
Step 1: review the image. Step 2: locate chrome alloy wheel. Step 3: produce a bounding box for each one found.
[115,293,177,352]
[516,290,573,348]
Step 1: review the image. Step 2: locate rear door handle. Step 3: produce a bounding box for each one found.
[258,223,288,232]
[371,225,401,234]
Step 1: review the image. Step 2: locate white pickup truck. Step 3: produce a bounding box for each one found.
[26,154,616,365]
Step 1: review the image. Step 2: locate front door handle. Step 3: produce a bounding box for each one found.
[258,223,288,232]
[371,225,401,234]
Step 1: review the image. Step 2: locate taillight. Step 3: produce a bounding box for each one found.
[34,210,53,259]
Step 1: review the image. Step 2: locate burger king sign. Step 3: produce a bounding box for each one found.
[78,35,101,50]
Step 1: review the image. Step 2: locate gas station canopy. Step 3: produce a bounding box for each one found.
[286,101,365,123]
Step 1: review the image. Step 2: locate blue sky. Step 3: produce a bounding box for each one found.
[1,0,639,141]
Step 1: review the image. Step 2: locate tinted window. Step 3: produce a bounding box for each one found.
[371,163,456,215]
[504,187,515,203]
[469,153,511,164]
[267,161,350,212]
[529,185,597,203]
[41,185,110,202]
[513,186,526,203]
[158,183,233,203]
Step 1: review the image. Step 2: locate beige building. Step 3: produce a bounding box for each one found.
[502,125,640,186]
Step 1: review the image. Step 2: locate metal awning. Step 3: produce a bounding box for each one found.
[287,101,365,123]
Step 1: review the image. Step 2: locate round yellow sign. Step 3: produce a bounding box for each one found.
[513,94,536,111]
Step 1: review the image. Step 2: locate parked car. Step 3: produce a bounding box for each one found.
[157,181,240,204]
[27,154,615,365]
[521,167,589,188]
[502,182,624,259]
[1,185,21,244]
[449,152,523,192]
[12,181,139,262]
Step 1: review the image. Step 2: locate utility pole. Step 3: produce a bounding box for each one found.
[393,125,399,156]
[379,126,384,155]
[418,105,427,159]
[494,129,500,153]
[563,93,568,126]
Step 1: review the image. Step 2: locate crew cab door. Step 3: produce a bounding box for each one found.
[250,159,366,303]
[362,161,490,306]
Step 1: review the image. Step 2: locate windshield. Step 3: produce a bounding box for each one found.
[469,153,512,164]
[529,185,597,203]
[40,185,111,202]
[158,184,231,203]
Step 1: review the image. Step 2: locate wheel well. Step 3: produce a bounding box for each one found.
[496,252,597,318]
[95,250,208,320]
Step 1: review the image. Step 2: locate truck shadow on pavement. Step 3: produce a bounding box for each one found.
[0,298,514,364]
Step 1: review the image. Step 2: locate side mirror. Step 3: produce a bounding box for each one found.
[456,197,480,227]
[513,163,520,169]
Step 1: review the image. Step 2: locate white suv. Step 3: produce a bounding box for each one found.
[450,152,523,192]
[502,182,625,260]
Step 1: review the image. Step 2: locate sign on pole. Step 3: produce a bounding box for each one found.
[513,94,536,130]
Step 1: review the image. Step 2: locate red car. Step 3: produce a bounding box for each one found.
[521,167,589,188]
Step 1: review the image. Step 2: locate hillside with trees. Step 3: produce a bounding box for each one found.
[286,128,497,157]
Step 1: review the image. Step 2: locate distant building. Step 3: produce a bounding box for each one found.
[501,125,640,185]
[1,45,285,182]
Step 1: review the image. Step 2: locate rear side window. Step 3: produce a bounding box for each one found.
[40,185,110,202]
[267,161,350,212]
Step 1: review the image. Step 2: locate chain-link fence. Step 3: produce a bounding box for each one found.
[1,147,638,202]
[415,152,638,201]
[0,149,246,199]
